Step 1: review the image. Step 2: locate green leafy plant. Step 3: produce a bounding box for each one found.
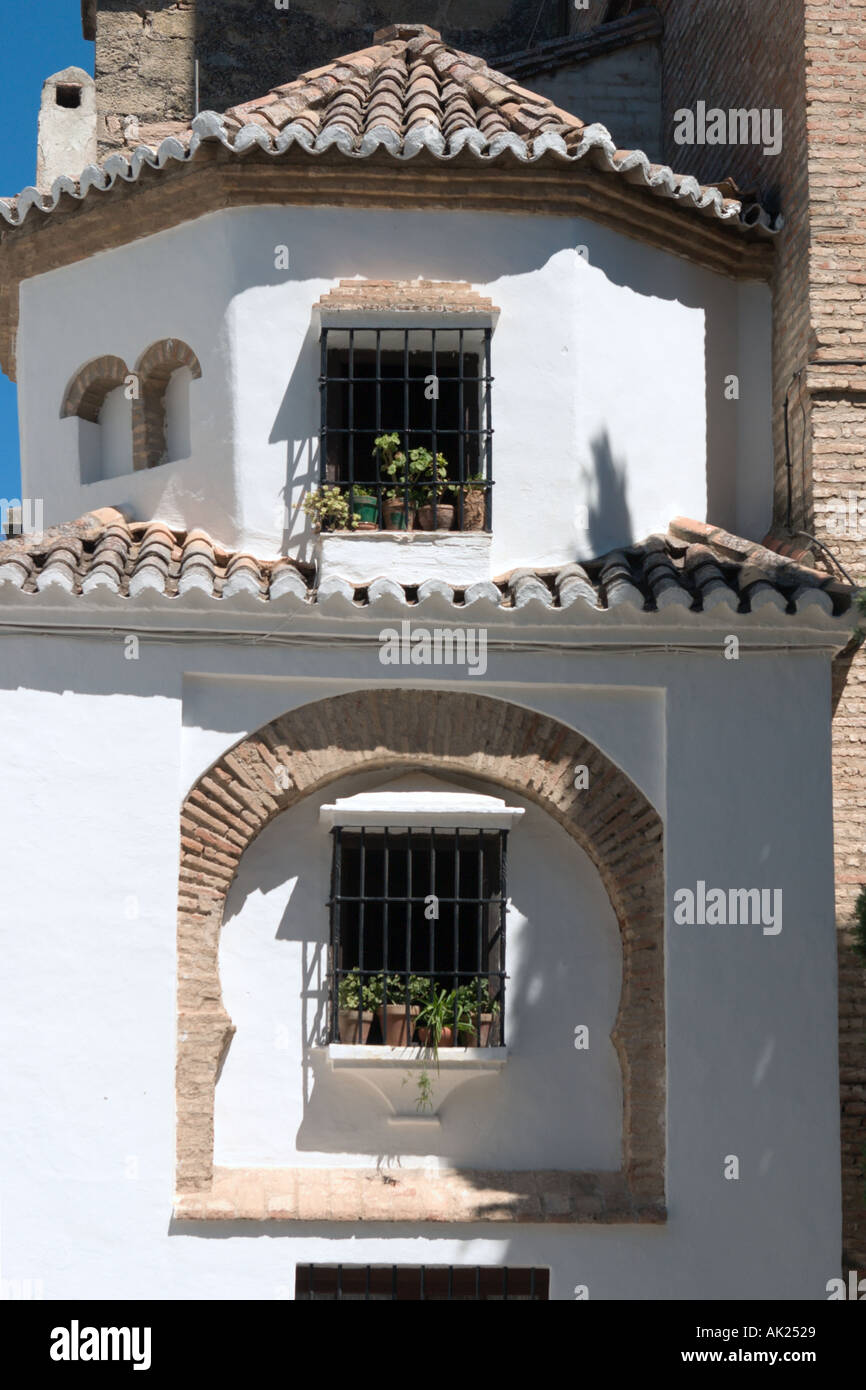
[373,436,449,505]
[408,447,449,507]
[373,433,409,501]
[337,968,374,1012]
[454,978,502,1044]
[407,975,433,1007]
[415,1069,435,1112]
[416,987,472,1055]
[365,973,406,1009]
[410,986,472,1111]
[456,977,500,1015]
[302,485,359,532]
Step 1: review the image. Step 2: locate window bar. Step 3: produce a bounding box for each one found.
[448,1266,454,1300]
[332,825,342,1042]
[453,827,460,1037]
[405,826,412,1037]
[476,829,483,1046]
[499,827,507,1046]
[475,1266,480,1300]
[319,329,329,487]
[375,329,382,525]
[504,1266,509,1301]
[431,327,438,528]
[347,328,355,523]
[358,826,366,1044]
[428,829,436,986]
[403,331,410,525]
[391,1265,397,1301]
[484,328,493,531]
[420,1265,426,1301]
[458,328,465,530]
[383,825,391,1033]
[530,1267,536,1300]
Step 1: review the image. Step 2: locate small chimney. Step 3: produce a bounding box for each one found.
[36,67,97,193]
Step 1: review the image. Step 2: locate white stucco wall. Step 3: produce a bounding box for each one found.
[0,629,841,1300]
[17,203,772,571]
[214,768,622,1171]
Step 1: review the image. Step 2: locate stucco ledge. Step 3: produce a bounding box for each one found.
[173,1168,668,1224]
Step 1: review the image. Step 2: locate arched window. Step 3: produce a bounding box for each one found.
[61,355,132,483]
[133,339,201,470]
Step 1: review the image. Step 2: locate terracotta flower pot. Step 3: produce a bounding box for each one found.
[458,1013,496,1047]
[376,1004,419,1046]
[460,490,486,531]
[338,1008,373,1045]
[417,1025,456,1048]
[416,503,454,532]
[382,499,414,531]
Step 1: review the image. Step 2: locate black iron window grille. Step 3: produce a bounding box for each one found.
[319,326,494,532]
[296,1265,549,1301]
[328,826,507,1047]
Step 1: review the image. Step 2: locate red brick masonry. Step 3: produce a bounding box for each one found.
[175,688,666,1222]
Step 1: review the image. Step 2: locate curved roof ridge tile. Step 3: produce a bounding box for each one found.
[0,508,854,621]
[0,34,778,239]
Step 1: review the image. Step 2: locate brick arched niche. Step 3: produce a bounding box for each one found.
[133,338,201,470]
[176,689,666,1221]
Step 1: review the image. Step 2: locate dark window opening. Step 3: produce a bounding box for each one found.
[296,1265,549,1300]
[319,326,493,531]
[329,826,507,1046]
[55,85,82,109]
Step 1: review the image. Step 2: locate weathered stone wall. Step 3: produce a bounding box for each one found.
[527,38,662,160]
[92,0,567,155]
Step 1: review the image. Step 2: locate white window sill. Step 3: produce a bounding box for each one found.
[316,530,492,588]
[326,1043,508,1124]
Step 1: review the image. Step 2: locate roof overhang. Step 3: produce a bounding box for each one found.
[0,133,775,382]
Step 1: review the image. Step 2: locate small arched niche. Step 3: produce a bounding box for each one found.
[134,339,201,469]
[61,355,132,483]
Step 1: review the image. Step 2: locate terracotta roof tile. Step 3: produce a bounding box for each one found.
[0,509,854,622]
[2,24,779,237]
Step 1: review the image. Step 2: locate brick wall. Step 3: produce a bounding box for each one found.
[658,0,866,1270]
[176,688,666,1210]
[802,0,866,1271]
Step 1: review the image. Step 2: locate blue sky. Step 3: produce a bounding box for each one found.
[0,1,93,500]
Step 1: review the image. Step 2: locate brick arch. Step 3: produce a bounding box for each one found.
[176,688,665,1215]
[61,354,129,422]
[133,338,201,470]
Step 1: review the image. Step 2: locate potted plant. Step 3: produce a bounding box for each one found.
[336,967,374,1044]
[456,977,502,1046]
[351,490,380,529]
[373,434,414,531]
[454,475,487,532]
[416,986,472,1050]
[410,984,472,1113]
[412,449,454,531]
[302,485,359,532]
[368,973,420,1045]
